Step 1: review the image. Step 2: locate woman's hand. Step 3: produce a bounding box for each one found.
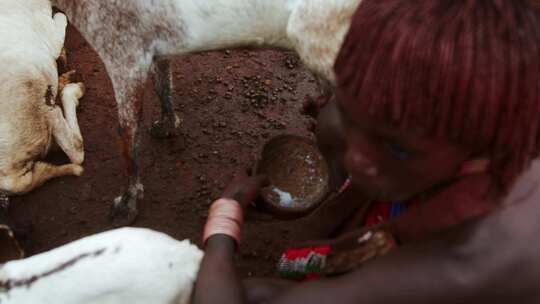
[221,171,268,208]
[201,170,267,250]
[194,171,268,304]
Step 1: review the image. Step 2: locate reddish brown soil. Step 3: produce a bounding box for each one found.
[9,26,320,277]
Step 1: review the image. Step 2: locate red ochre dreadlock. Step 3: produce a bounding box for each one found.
[335,0,540,189]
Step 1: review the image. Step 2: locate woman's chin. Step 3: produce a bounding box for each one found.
[351,182,413,202]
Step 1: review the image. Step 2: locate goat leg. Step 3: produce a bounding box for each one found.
[149,58,181,139]
[109,71,146,227]
[50,83,85,165]
[110,115,143,227]
[0,193,24,262]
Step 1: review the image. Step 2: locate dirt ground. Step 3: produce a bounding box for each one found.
[9,25,321,277]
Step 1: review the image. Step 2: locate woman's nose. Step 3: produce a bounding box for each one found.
[345,148,378,177]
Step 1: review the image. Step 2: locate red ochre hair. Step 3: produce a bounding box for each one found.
[335,0,540,189]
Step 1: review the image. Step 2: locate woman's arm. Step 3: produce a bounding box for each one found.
[194,163,540,304]
[192,172,266,304]
[192,235,245,304]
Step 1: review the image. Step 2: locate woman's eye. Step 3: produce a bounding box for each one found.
[386,142,411,160]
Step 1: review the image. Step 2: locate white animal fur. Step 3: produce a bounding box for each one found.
[49,0,362,225]
[0,227,203,304]
[0,0,85,195]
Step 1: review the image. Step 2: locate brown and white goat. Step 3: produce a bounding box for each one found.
[0,0,85,203]
[50,0,361,226]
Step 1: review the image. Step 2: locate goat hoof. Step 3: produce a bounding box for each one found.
[0,225,25,263]
[301,95,320,118]
[0,202,25,262]
[110,195,138,227]
[0,193,9,211]
[150,120,176,139]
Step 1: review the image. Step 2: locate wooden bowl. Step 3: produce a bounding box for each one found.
[256,135,330,219]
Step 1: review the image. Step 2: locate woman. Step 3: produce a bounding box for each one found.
[193,0,540,303]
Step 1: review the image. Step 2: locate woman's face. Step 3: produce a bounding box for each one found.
[316,102,470,201]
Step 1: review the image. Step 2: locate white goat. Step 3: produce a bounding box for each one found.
[49,0,362,226]
[0,0,85,198]
[0,227,203,304]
